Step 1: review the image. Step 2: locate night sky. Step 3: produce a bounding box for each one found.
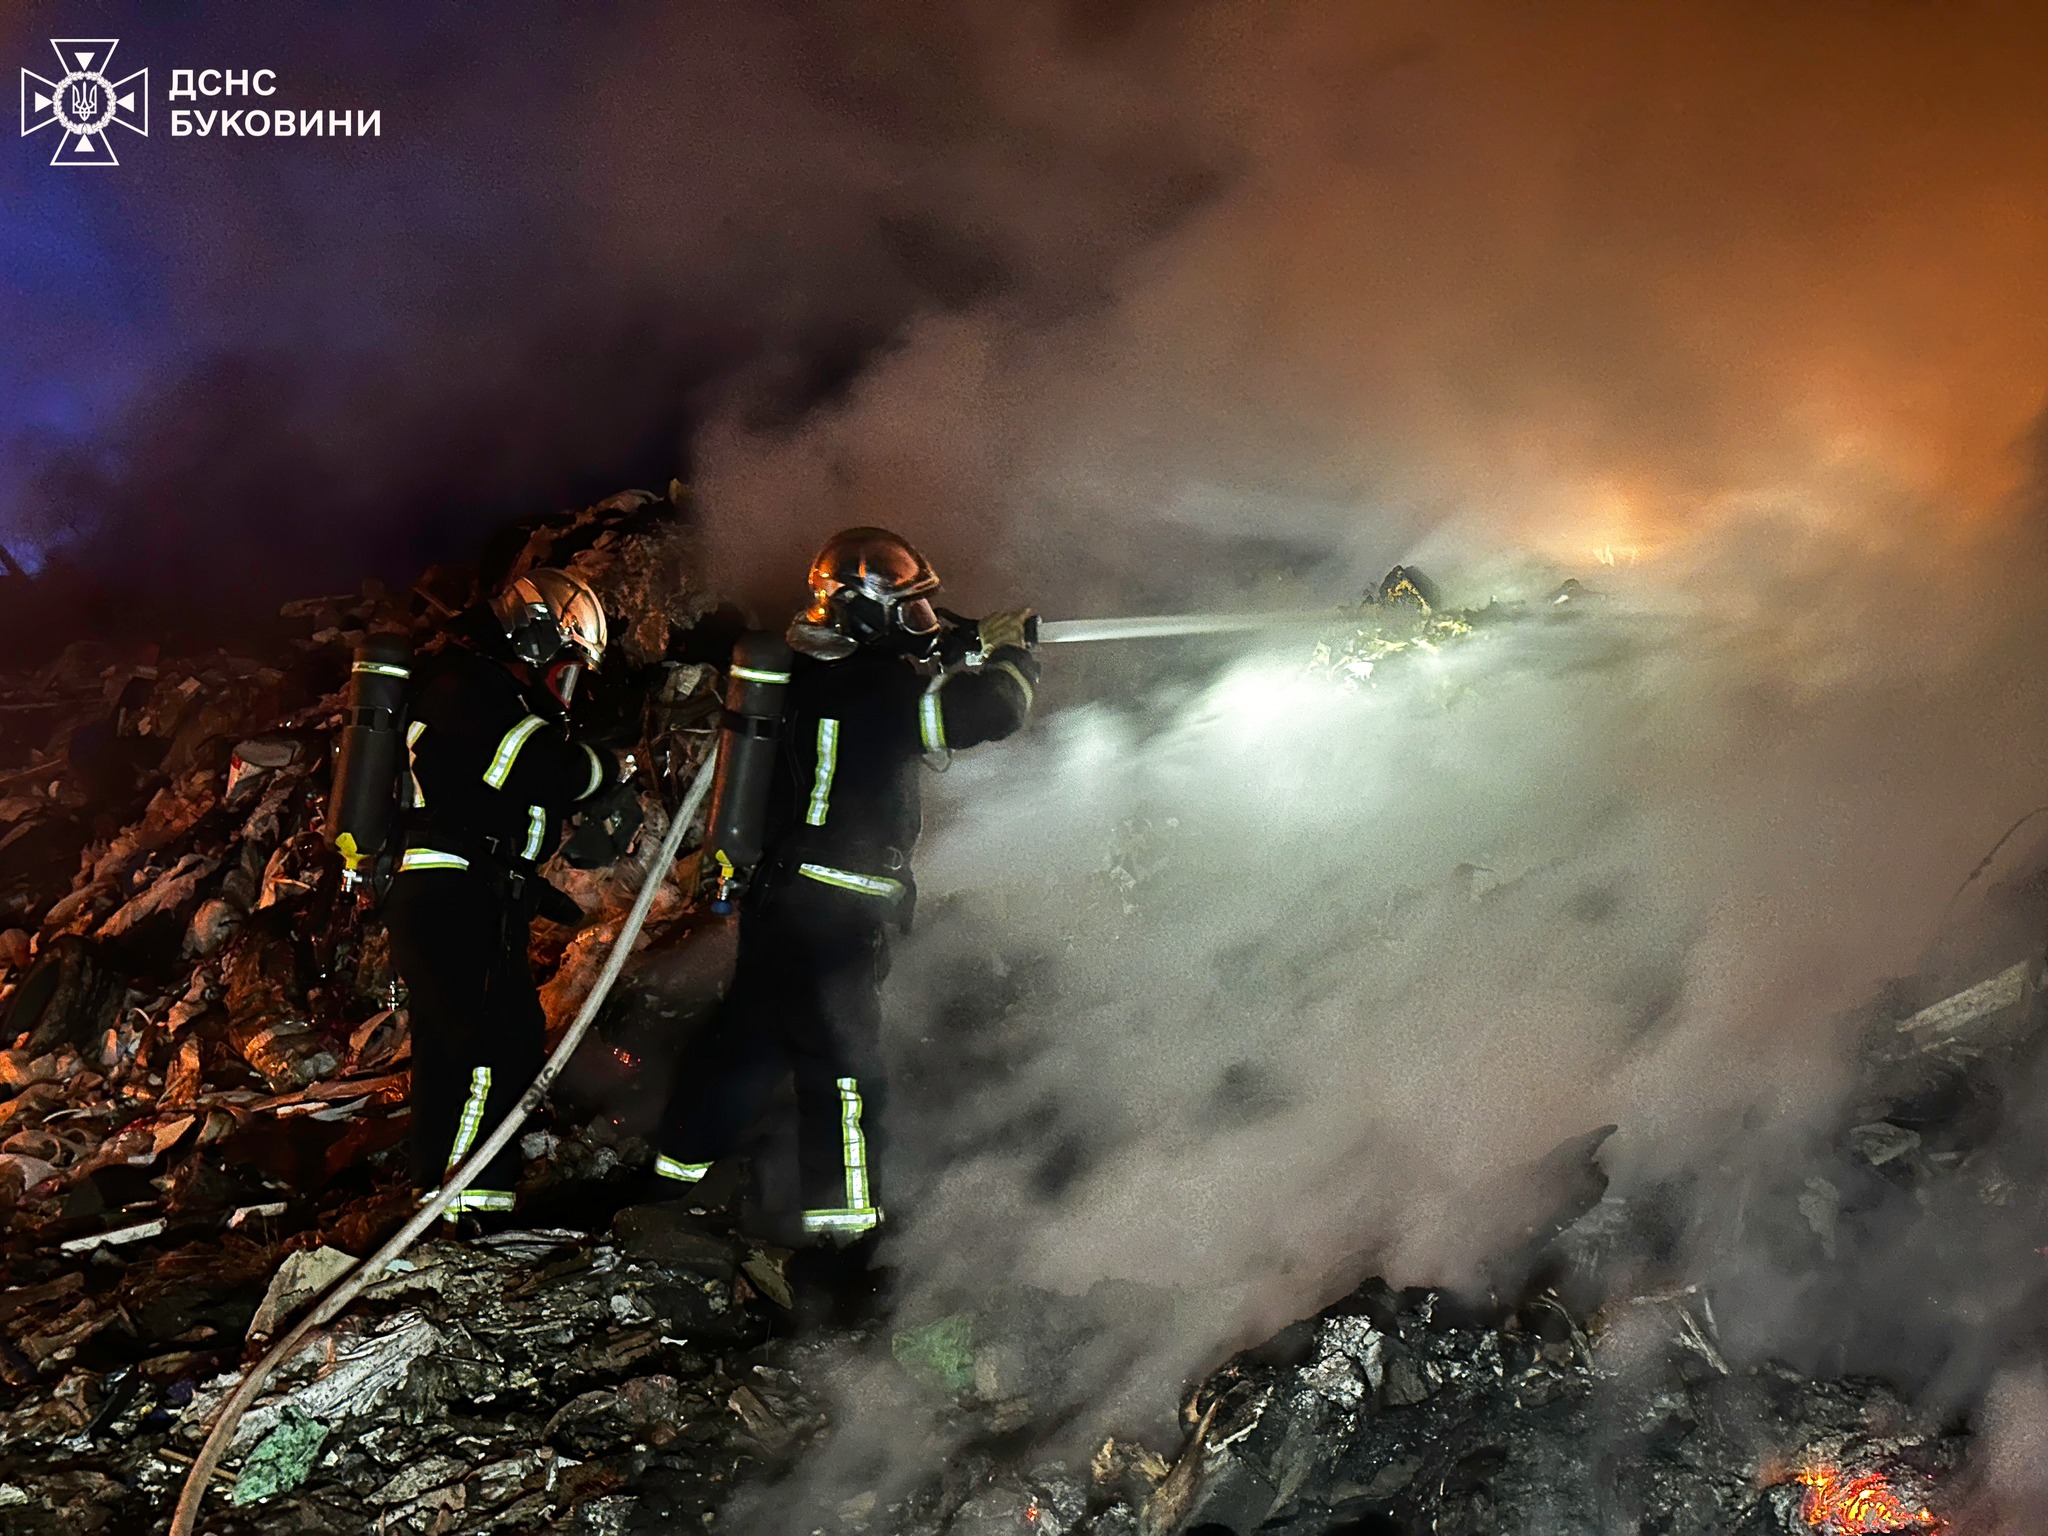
[7,2,2048,631]
[2,2,1014,619]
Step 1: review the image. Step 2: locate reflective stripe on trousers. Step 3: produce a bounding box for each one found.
[443,1189,515,1213]
[801,1075,882,1237]
[654,1154,711,1184]
[447,1065,492,1169]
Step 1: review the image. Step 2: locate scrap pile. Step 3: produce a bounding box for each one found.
[0,489,745,1524]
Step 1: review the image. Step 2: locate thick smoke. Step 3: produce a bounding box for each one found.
[681,0,2048,1523]
[0,0,1214,622]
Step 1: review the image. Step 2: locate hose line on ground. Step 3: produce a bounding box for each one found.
[171,749,718,1535]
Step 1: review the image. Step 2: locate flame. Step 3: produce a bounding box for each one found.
[1797,1463,1941,1534]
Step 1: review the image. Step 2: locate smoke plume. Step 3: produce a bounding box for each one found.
[681,0,2048,1521]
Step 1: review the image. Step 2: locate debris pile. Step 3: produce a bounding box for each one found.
[0,1212,797,1532]
[0,490,741,1519]
[0,523,2036,1532]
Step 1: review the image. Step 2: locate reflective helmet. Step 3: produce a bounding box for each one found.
[491,567,607,707]
[790,527,942,659]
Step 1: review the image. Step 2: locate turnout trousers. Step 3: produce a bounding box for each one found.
[383,865,545,1211]
[654,876,892,1239]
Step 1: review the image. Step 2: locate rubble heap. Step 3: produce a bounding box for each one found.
[0,490,740,1521]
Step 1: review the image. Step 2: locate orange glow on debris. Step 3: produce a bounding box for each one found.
[1797,1463,1940,1534]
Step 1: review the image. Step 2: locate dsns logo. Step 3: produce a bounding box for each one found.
[20,39,148,166]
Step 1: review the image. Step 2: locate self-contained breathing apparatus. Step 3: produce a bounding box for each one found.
[703,632,793,912]
[701,605,1011,913]
[328,634,413,892]
[325,568,631,898]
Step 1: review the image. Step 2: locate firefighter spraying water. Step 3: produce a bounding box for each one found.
[647,528,1039,1267]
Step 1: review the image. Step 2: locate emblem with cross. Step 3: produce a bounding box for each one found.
[21,38,147,166]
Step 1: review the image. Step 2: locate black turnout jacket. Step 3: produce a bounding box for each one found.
[399,617,614,876]
[762,642,1038,901]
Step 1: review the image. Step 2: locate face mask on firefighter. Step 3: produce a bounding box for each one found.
[830,590,939,654]
[544,660,581,708]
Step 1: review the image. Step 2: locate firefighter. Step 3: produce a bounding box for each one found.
[382,568,628,1216]
[650,527,1039,1244]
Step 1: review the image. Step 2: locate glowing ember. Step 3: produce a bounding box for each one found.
[1796,1463,1940,1534]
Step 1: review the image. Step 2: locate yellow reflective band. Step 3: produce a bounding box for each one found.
[837,1076,871,1211]
[352,660,411,679]
[406,720,427,809]
[919,681,948,753]
[444,1189,516,1213]
[483,714,546,789]
[730,665,791,684]
[801,1207,883,1236]
[805,718,839,826]
[521,804,547,862]
[446,1065,492,1170]
[796,863,904,899]
[654,1155,712,1184]
[579,742,605,800]
[992,659,1036,713]
[399,849,470,872]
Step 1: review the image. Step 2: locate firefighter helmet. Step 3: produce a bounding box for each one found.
[491,568,608,706]
[790,527,942,658]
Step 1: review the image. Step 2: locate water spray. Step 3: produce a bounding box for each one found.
[1031,610,1339,645]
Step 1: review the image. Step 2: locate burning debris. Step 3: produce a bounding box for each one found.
[1794,1463,1941,1535]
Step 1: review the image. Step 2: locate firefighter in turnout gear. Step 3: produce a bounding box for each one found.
[652,528,1039,1242]
[383,569,626,1216]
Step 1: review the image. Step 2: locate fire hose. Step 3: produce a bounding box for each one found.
[172,605,1319,1523]
[171,749,719,1535]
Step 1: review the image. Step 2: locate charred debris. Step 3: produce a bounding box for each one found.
[0,503,2037,1533]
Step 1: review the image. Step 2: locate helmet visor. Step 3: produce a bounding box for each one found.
[897,597,939,636]
[559,591,607,668]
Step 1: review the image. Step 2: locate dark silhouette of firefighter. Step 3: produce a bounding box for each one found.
[653,528,1039,1242]
[374,570,631,1215]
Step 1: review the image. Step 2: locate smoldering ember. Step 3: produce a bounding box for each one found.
[0,490,2039,1536]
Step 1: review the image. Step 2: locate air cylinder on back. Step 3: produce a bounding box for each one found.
[328,633,413,887]
[705,631,792,911]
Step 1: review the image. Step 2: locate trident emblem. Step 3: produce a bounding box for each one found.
[21,38,147,166]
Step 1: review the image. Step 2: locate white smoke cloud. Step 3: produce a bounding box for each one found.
[686,2,2048,1520]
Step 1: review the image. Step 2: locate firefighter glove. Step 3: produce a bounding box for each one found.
[562,781,644,869]
[978,607,1037,654]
